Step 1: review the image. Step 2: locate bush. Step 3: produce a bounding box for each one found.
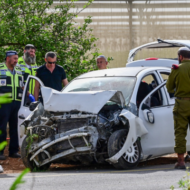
[0,0,101,81]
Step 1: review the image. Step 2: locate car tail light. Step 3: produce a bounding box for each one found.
[145,58,158,60]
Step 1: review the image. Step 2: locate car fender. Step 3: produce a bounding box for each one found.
[106,109,148,164]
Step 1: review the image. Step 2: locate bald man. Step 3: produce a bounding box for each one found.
[96,55,108,70]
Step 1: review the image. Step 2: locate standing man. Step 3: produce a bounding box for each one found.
[17,44,37,94]
[166,47,190,169]
[34,52,68,100]
[96,55,108,70]
[0,51,24,160]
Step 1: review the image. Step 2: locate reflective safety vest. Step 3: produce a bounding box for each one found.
[17,57,38,94]
[0,63,24,101]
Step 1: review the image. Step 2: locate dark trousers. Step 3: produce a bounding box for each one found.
[0,101,21,154]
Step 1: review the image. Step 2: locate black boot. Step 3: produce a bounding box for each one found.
[0,152,6,160]
[9,152,21,158]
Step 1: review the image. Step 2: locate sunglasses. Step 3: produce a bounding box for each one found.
[47,61,56,64]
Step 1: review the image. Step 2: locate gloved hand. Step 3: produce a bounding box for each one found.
[0,93,12,108]
[29,94,35,102]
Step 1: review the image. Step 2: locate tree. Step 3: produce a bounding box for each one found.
[0,0,101,81]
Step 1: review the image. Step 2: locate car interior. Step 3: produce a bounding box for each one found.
[136,74,163,108]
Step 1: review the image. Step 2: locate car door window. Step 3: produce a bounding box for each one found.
[158,71,175,105]
[136,74,160,108]
[142,86,168,109]
[139,81,168,110]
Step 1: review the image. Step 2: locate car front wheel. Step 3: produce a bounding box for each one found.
[21,136,51,171]
[108,129,141,169]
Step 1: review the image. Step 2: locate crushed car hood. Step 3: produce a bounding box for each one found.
[41,87,125,114]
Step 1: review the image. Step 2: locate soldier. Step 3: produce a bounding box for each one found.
[0,51,24,160]
[166,47,190,169]
[17,44,37,94]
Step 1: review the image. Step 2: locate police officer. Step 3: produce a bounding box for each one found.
[17,44,37,94]
[0,51,24,160]
[166,47,190,169]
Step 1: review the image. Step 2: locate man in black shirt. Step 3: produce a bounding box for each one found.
[34,52,68,100]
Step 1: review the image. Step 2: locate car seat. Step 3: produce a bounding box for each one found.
[149,80,160,105]
[137,81,160,108]
[137,82,151,108]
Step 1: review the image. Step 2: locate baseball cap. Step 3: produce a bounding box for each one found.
[25,44,36,50]
[5,50,18,60]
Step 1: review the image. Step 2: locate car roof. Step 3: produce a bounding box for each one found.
[76,67,170,79]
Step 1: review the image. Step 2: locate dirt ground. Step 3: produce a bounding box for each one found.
[0,140,183,174]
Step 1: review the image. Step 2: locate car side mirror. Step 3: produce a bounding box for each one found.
[29,101,40,111]
[143,109,154,124]
[142,103,150,110]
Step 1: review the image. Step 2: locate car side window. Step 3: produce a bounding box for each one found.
[160,72,175,99]
[137,74,167,108]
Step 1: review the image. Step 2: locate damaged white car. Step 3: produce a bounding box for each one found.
[18,66,190,170]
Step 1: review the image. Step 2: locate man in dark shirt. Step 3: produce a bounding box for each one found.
[34,52,68,100]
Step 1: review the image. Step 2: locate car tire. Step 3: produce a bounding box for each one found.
[21,136,51,171]
[108,129,141,170]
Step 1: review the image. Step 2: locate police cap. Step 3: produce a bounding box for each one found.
[25,44,36,50]
[5,50,18,60]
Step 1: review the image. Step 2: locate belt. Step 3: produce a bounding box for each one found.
[176,97,190,100]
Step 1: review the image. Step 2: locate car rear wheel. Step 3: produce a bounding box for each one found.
[108,129,141,169]
[21,136,51,171]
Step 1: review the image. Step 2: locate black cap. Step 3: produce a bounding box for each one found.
[25,44,36,50]
[5,50,18,60]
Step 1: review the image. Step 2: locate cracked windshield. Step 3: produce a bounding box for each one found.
[63,77,136,104]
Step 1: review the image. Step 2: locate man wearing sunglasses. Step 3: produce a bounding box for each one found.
[34,52,68,101]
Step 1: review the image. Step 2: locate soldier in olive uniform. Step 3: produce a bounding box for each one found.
[166,47,190,169]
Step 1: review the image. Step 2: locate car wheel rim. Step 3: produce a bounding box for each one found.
[120,136,139,163]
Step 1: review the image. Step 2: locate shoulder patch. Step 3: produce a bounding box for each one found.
[31,66,38,69]
[19,65,27,67]
[18,61,24,64]
[15,66,22,70]
[16,71,23,75]
[172,64,179,70]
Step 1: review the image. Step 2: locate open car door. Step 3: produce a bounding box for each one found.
[138,81,175,158]
[18,76,44,146]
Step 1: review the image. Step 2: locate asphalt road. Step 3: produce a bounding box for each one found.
[0,163,189,190]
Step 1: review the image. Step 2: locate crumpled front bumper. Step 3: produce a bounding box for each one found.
[28,126,99,167]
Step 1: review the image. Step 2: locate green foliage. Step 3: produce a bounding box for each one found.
[9,168,30,190]
[0,93,12,108]
[0,130,7,151]
[0,0,104,81]
[26,133,38,155]
[0,141,7,151]
[170,167,190,190]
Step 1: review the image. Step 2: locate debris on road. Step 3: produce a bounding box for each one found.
[0,165,3,173]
